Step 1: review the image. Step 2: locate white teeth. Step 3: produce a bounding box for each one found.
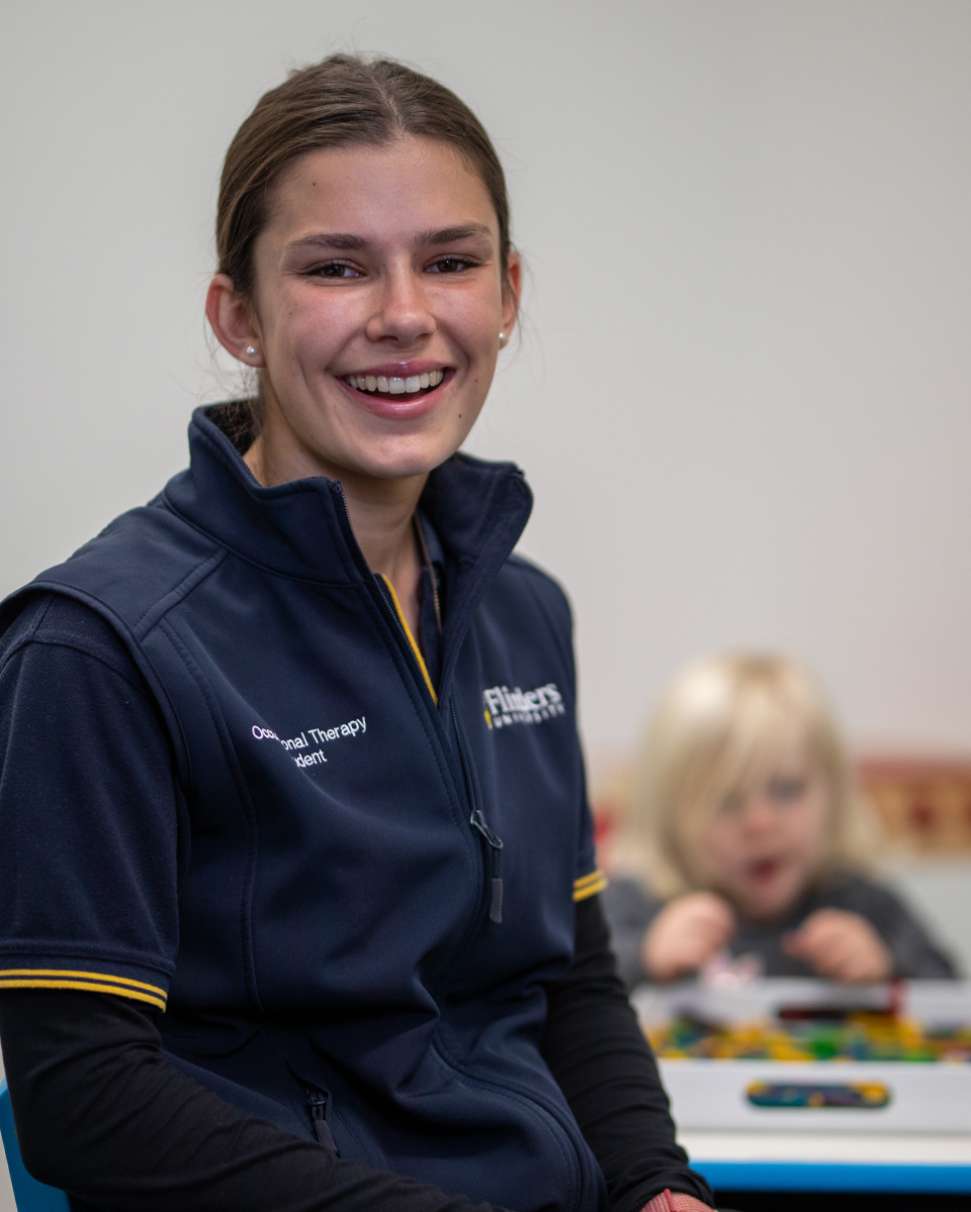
[346,369,446,395]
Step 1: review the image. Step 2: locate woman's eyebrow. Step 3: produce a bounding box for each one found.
[285,224,494,255]
[417,223,493,246]
[286,233,367,253]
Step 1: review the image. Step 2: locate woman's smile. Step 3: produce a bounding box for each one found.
[342,363,449,397]
[337,361,455,420]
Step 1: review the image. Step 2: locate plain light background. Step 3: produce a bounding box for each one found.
[1,2,970,1205]
[3,1,970,759]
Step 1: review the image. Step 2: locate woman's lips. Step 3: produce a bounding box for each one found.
[345,367,446,395]
[337,368,453,420]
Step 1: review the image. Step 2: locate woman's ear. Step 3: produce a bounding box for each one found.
[205,274,263,366]
[501,250,522,337]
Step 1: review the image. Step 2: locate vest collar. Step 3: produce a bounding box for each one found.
[163,404,534,592]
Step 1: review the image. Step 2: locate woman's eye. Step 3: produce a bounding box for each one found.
[427,256,476,274]
[309,262,362,280]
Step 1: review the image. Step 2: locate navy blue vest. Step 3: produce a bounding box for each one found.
[7,406,606,1212]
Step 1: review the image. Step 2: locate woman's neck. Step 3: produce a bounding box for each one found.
[244,434,427,634]
[346,485,423,584]
[333,481,430,641]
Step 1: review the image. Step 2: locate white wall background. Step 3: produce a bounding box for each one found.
[2,1,970,764]
[1,2,970,1204]
[3,1,970,767]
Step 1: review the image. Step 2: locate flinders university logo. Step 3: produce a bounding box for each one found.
[483,682,566,730]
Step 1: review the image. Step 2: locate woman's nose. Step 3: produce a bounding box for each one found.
[365,269,436,345]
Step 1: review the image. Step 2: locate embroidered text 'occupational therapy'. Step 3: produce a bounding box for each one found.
[250,716,367,769]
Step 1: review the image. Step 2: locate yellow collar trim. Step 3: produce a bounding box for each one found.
[380,574,438,704]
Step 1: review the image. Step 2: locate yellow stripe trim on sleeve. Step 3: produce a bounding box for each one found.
[380,575,439,705]
[0,978,166,1011]
[573,877,608,902]
[0,968,168,1007]
[572,870,608,901]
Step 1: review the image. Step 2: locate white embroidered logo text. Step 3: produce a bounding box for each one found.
[482,684,564,730]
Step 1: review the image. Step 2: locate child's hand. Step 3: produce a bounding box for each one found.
[783,909,892,982]
[642,892,736,981]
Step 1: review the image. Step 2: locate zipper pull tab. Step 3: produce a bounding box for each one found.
[471,809,504,924]
[304,1087,338,1152]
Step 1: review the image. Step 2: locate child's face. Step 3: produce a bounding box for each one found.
[687,738,831,921]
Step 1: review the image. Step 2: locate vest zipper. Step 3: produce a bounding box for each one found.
[368,567,499,937]
[304,1086,338,1152]
[470,808,504,924]
[331,488,502,938]
[375,572,500,930]
[451,701,504,926]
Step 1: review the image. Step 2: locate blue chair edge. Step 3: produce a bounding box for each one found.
[0,1078,70,1211]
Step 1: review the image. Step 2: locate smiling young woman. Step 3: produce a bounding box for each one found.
[206,133,520,635]
[214,138,517,487]
[0,55,716,1212]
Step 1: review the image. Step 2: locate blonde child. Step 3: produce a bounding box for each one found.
[604,653,958,986]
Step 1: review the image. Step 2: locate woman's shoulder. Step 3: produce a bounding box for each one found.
[6,493,225,642]
[2,591,129,654]
[0,591,148,703]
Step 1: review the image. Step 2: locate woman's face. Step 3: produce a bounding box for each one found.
[684,735,831,921]
[237,135,519,489]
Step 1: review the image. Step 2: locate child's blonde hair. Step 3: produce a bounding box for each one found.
[615,652,878,897]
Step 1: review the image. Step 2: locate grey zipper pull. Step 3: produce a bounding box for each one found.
[304,1087,338,1152]
[471,809,504,923]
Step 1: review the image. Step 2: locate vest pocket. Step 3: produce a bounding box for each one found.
[427,1037,599,1212]
[286,1054,388,1167]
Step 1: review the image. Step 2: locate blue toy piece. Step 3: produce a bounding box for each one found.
[0,1080,70,1211]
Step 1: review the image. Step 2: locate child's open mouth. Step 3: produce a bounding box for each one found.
[748,857,783,883]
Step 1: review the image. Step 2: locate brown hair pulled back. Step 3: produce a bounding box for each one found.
[216,54,513,300]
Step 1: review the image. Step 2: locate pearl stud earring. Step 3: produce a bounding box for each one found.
[498,331,507,347]
[244,345,258,357]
